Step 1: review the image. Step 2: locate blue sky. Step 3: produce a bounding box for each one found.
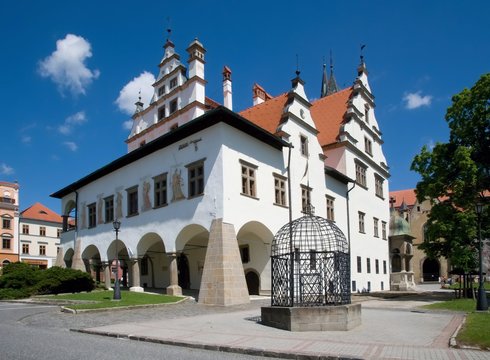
[1,1,489,214]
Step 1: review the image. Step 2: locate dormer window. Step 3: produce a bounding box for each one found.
[169,99,178,114]
[169,77,178,89]
[300,135,309,157]
[364,105,370,123]
[158,106,165,120]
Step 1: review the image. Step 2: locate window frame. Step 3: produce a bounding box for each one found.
[357,256,362,273]
[22,224,29,234]
[39,226,46,236]
[186,159,205,199]
[382,221,387,240]
[326,195,335,221]
[355,160,367,188]
[358,211,366,233]
[169,99,178,114]
[301,185,312,213]
[39,245,46,256]
[300,135,309,157]
[2,218,11,229]
[240,160,257,199]
[2,236,11,249]
[373,217,379,237]
[364,137,373,156]
[375,174,384,199]
[22,243,29,254]
[126,186,139,217]
[153,173,168,208]
[273,173,287,207]
[104,195,114,223]
[88,203,97,228]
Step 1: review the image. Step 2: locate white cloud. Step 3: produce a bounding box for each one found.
[58,111,87,135]
[123,120,133,130]
[63,141,78,151]
[403,91,432,109]
[21,135,32,144]
[1,163,14,175]
[39,34,100,96]
[115,71,155,115]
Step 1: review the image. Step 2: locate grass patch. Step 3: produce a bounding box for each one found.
[423,298,490,349]
[42,290,184,310]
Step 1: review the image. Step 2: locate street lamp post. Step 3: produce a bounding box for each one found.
[113,219,121,300]
[475,202,488,311]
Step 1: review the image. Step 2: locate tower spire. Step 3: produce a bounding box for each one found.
[326,50,339,95]
[320,60,328,98]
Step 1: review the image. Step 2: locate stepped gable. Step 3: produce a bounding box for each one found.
[21,202,62,223]
[240,86,353,147]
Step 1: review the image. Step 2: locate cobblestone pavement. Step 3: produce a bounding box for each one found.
[19,293,490,360]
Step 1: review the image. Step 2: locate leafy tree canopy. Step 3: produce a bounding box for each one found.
[411,73,490,271]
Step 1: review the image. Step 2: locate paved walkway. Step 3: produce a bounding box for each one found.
[76,290,490,360]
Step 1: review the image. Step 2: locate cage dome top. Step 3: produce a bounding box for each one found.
[271,213,348,256]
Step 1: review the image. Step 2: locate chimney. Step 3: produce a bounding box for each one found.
[252,83,272,105]
[222,66,232,110]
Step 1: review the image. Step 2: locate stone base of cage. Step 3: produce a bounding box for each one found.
[261,304,361,331]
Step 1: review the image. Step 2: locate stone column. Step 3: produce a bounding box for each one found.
[198,218,249,306]
[71,238,85,271]
[166,253,182,296]
[54,247,65,267]
[129,258,144,292]
[101,261,112,290]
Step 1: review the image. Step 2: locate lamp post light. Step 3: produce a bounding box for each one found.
[475,202,488,311]
[113,219,121,301]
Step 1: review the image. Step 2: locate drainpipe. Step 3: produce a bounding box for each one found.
[346,181,356,294]
[287,142,294,306]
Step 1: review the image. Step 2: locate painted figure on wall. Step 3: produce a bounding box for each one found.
[142,181,151,211]
[171,169,185,202]
[116,192,123,219]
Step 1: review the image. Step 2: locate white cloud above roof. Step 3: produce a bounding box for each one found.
[63,141,78,152]
[1,163,14,175]
[115,71,155,115]
[38,34,99,96]
[403,91,432,109]
[58,111,87,135]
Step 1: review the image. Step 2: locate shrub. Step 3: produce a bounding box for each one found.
[0,263,95,299]
[35,267,95,295]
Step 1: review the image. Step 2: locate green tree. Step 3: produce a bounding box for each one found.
[411,73,490,271]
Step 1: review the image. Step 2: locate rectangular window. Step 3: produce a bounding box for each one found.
[240,245,250,264]
[364,105,370,123]
[2,218,11,229]
[383,260,387,274]
[326,196,335,221]
[141,257,149,276]
[187,161,205,198]
[357,256,362,273]
[104,196,114,223]
[367,258,371,273]
[375,175,384,198]
[158,86,165,97]
[355,162,367,187]
[39,226,46,236]
[375,259,380,274]
[158,106,165,120]
[382,221,387,240]
[2,237,10,249]
[22,243,29,254]
[301,185,312,213]
[352,280,357,292]
[373,217,379,237]
[22,224,29,234]
[169,77,177,89]
[273,174,287,206]
[358,212,365,233]
[367,281,371,292]
[169,99,178,114]
[39,245,46,256]
[154,173,168,207]
[241,161,257,198]
[381,281,384,291]
[364,137,372,155]
[88,203,96,228]
[300,135,309,156]
[127,187,139,216]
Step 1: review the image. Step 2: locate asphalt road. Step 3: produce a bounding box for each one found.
[0,301,284,360]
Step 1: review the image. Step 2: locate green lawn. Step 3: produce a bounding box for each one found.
[423,298,490,349]
[41,290,184,310]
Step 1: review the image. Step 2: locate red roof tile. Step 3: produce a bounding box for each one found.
[239,87,353,147]
[389,189,417,208]
[21,202,63,224]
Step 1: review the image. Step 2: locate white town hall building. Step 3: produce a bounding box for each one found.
[52,36,391,305]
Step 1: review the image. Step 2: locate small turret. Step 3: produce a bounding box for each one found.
[222,66,232,110]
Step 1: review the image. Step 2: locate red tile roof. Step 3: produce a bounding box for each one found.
[21,202,63,223]
[389,189,417,208]
[239,87,353,147]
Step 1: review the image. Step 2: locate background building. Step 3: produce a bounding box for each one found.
[0,181,20,267]
[19,203,62,269]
